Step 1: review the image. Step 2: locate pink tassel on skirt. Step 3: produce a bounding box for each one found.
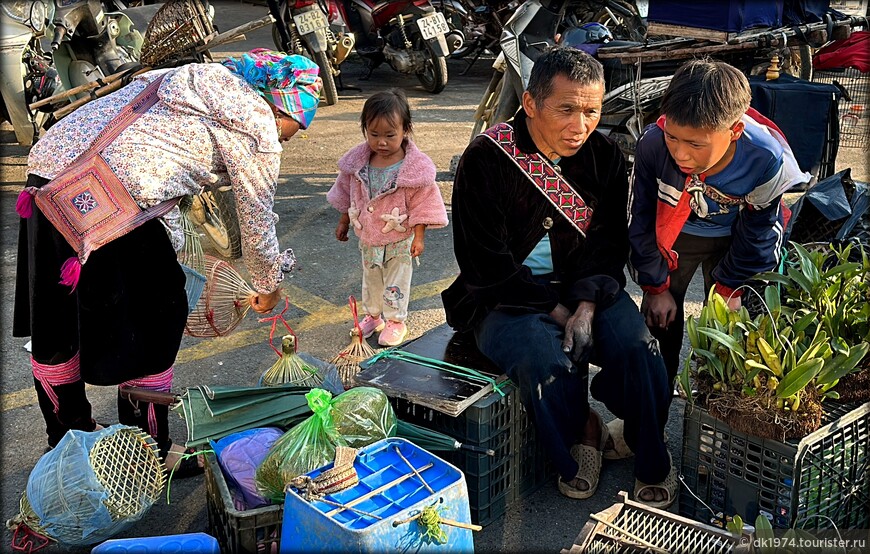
[59,257,82,291]
[16,190,35,218]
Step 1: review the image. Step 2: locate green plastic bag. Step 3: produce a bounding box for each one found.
[255,387,396,501]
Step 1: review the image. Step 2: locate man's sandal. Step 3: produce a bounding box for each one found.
[558,410,610,500]
[633,452,678,509]
[602,419,670,461]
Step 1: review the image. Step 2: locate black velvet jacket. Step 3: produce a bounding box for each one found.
[442,110,630,331]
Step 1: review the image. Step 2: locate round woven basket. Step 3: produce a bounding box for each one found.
[140,0,215,67]
[89,428,166,519]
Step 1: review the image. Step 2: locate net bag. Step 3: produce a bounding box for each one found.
[185,255,255,337]
[13,425,165,547]
[140,0,215,68]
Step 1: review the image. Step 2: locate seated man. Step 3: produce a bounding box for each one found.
[442,47,675,507]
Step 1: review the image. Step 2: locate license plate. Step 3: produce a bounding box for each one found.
[293,9,327,36]
[416,12,449,40]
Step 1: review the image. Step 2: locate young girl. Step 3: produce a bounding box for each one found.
[327,89,448,346]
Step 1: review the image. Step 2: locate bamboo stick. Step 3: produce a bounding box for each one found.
[391,511,483,531]
[393,446,434,494]
[324,462,434,517]
[53,79,125,119]
[47,14,275,120]
[194,15,274,53]
[30,71,126,110]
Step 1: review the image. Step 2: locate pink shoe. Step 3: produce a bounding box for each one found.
[359,314,385,338]
[378,320,408,347]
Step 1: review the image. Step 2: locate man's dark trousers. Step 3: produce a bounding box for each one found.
[474,290,672,485]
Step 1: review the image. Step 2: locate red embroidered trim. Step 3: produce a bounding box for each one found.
[483,123,593,236]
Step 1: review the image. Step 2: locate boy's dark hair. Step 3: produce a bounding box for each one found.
[527,46,604,107]
[360,89,413,134]
[660,59,751,130]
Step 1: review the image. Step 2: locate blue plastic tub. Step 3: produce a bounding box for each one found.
[280,438,474,553]
[90,532,219,553]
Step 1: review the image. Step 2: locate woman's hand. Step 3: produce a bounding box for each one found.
[335,213,350,242]
[250,288,283,314]
[641,290,677,329]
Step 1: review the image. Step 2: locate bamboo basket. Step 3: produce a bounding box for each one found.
[140,0,215,67]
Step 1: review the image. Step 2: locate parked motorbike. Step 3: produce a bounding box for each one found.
[334,0,456,93]
[47,0,157,102]
[433,0,516,61]
[269,0,344,106]
[0,1,63,146]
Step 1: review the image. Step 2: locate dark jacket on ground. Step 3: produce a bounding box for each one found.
[442,109,629,331]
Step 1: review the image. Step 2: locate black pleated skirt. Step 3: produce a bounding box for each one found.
[13,174,188,386]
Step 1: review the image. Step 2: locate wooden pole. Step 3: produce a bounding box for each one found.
[392,512,482,531]
[46,14,275,120]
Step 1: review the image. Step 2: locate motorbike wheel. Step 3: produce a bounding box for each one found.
[314,50,339,106]
[195,189,242,260]
[593,0,646,42]
[417,50,448,94]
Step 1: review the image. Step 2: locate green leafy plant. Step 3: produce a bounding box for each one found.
[754,241,870,398]
[680,283,868,433]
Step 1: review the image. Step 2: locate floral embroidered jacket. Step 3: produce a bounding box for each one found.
[27,63,292,293]
[327,140,448,247]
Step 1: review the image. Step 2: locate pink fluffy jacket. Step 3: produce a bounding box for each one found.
[327,140,449,247]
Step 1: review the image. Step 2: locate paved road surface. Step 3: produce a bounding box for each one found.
[1,3,865,552]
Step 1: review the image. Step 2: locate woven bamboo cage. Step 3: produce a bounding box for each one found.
[140,0,215,68]
[12,427,165,547]
[89,428,166,519]
[185,255,255,337]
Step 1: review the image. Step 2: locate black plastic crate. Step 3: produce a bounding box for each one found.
[472,490,514,527]
[393,382,555,526]
[204,451,283,553]
[679,401,870,529]
[444,422,513,479]
[390,381,516,443]
[513,403,552,499]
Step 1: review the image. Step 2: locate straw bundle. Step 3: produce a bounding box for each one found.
[140,0,215,68]
[260,334,325,388]
[330,296,376,389]
[185,255,255,337]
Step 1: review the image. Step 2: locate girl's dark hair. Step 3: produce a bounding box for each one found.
[360,89,413,134]
[660,59,751,130]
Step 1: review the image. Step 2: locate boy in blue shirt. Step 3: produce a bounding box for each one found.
[627,59,808,410]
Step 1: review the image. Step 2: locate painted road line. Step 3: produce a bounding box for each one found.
[282,284,337,314]
[1,277,456,412]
